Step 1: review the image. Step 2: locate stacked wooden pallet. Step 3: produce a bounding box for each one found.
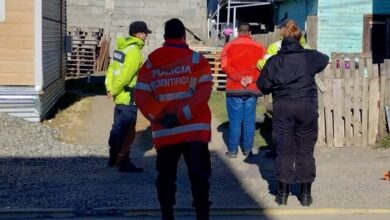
[191,46,225,91]
[66,27,104,76]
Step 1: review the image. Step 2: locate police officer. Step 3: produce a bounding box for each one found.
[135,18,213,220]
[105,21,151,173]
[257,20,329,206]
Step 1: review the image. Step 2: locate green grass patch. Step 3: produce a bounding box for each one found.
[208,91,272,149]
[378,135,390,149]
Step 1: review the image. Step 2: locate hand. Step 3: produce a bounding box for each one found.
[240,78,248,88]
[107,91,112,99]
[160,113,178,129]
[245,76,253,85]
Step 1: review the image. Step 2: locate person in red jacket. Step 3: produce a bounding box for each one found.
[134,18,213,220]
[221,23,266,158]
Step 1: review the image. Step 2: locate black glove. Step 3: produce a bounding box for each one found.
[160,113,178,128]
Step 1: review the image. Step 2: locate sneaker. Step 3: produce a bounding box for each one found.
[225,151,237,158]
[118,161,143,173]
[243,151,254,157]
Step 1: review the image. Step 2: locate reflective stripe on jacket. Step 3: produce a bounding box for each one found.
[135,39,213,149]
[221,35,266,97]
[105,36,145,105]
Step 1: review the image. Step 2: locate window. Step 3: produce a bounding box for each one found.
[0,0,5,22]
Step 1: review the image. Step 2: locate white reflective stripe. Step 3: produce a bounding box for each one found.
[189,77,197,91]
[264,54,272,59]
[157,91,193,101]
[192,52,200,64]
[183,105,193,121]
[198,75,213,83]
[146,59,153,69]
[135,82,152,91]
[113,70,120,76]
[276,40,282,50]
[153,123,210,138]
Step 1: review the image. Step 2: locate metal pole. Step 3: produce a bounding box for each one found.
[217,3,220,36]
[233,7,237,37]
[227,0,231,25]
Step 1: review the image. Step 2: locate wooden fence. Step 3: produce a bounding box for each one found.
[193,46,390,147]
[317,54,390,147]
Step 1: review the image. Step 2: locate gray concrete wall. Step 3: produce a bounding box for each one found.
[67,0,207,54]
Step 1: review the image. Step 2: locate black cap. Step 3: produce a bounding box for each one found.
[129,21,152,35]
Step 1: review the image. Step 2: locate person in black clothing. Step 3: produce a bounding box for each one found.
[256,20,329,207]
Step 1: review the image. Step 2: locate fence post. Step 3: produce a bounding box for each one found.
[385,60,390,133]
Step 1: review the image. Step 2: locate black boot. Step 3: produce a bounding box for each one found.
[195,201,212,220]
[161,205,174,220]
[300,183,313,206]
[118,158,143,173]
[275,181,290,205]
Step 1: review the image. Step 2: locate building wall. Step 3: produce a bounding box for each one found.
[317,0,390,56]
[67,0,208,54]
[0,0,35,85]
[40,0,65,119]
[278,0,318,30]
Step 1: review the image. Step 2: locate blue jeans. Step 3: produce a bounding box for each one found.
[108,104,138,160]
[226,96,257,154]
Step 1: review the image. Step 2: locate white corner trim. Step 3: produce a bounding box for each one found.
[34,0,43,91]
[0,0,5,22]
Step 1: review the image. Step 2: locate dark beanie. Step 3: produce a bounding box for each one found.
[164,18,185,39]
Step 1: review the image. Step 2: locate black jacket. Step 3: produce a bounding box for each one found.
[257,37,329,103]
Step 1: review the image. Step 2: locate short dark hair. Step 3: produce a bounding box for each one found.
[164,18,186,39]
[238,23,251,33]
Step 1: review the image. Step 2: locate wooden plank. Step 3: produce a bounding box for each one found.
[368,77,380,145]
[307,16,318,49]
[6,0,34,11]
[0,23,34,36]
[0,72,34,85]
[344,76,353,146]
[333,79,344,147]
[323,66,334,146]
[0,61,34,73]
[366,56,373,77]
[3,11,34,24]
[0,48,34,61]
[383,60,390,134]
[379,63,387,137]
[361,77,369,146]
[353,74,362,146]
[0,36,34,49]
[317,73,326,146]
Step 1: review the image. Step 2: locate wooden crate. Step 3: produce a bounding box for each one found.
[191,46,225,91]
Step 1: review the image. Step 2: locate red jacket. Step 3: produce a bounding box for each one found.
[221,35,266,96]
[134,39,213,149]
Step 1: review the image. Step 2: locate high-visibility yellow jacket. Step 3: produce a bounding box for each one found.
[105,36,145,105]
[257,37,311,70]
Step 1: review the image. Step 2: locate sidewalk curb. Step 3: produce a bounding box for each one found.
[1,208,390,218]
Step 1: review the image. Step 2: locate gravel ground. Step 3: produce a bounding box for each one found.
[1,104,390,213]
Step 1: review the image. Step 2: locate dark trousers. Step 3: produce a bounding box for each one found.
[273,101,318,184]
[108,104,137,163]
[156,142,211,209]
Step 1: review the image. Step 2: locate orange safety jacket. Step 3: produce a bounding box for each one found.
[221,34,266,96]
[134,39,213,149]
